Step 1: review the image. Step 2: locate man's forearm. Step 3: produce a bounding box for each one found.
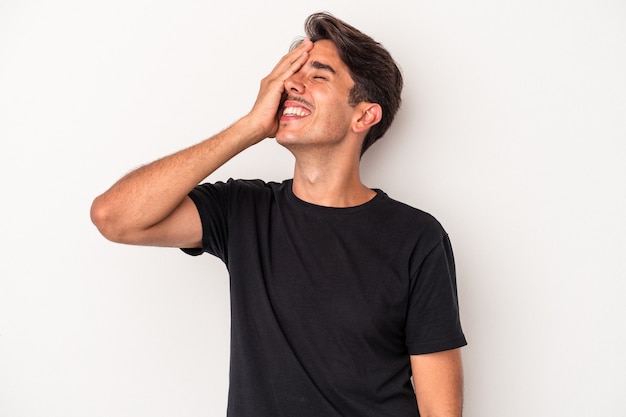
[90,116,264,243]
[411,349,464,417]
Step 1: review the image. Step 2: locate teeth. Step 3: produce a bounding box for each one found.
[282,106,309,117]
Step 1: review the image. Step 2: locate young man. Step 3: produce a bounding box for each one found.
[91,12,466,417]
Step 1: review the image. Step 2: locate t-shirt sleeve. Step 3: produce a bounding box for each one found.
[180,180,234,262]
[405,233,467,355]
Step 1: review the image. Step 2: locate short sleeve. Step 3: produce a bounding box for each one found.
[180,180,234,262]
[405,234,467,354]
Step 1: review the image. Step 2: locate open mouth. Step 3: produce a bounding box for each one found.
[280,99,312,119]
[282,106,310,117]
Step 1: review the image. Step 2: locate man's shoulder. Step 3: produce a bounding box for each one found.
[375,191,448,242]
[379,192,443,224]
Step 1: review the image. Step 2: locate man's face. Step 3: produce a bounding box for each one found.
[275,40,358,151]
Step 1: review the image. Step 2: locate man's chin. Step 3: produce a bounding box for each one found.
[274,129,297,146]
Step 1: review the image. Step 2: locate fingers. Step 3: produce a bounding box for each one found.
[270,38,312,81]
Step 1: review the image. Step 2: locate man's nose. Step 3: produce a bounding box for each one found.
[284,72,305,94]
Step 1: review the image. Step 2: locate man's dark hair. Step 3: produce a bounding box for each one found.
[302,12,403,155]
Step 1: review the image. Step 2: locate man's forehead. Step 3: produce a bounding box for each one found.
[308,40,348,72]
[309,39,340,56]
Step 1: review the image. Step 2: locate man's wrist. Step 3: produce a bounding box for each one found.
[234,114,272,145]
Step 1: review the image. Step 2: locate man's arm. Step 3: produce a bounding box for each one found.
[90,39,313,248]
[411,348,464,417]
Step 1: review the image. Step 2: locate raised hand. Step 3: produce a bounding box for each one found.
[246,38,313,139]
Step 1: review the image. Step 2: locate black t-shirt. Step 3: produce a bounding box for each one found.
[183,179,466,417]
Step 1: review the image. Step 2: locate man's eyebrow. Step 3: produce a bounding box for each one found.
[310,60,336,74]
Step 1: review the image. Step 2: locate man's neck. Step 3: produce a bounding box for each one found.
[290,150,375,208]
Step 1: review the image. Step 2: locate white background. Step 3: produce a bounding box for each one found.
[1,0,625,416]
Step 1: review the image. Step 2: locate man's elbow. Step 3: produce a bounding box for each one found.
[90,195,132,243]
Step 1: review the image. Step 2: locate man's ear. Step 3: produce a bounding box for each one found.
[353,103,382,134]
